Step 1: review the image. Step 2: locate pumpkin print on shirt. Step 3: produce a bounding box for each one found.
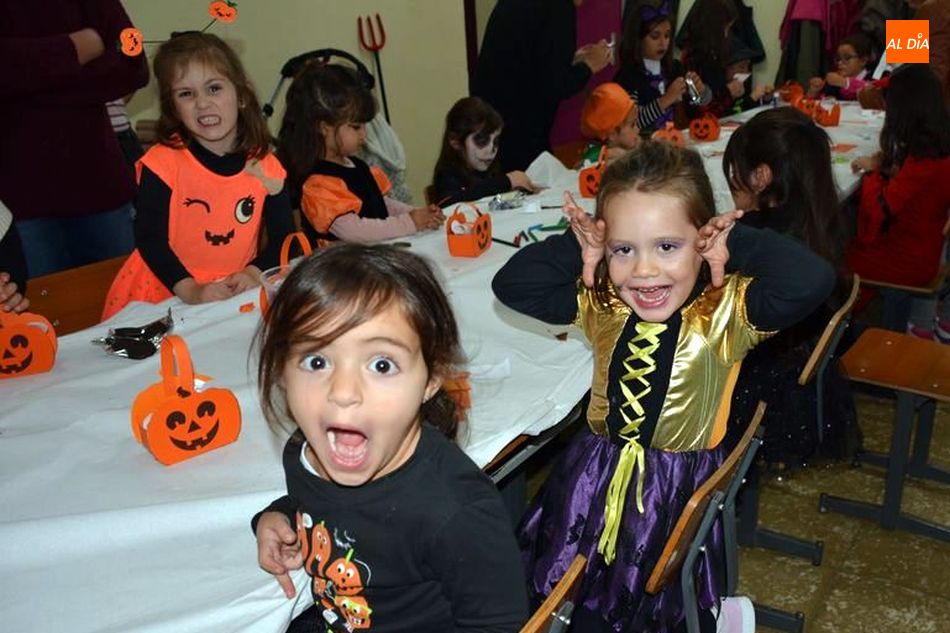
[298,512,374,631]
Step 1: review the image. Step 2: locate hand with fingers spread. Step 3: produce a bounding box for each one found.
[563,192,605,288]
[695,209,744,287]
[256,511,303,599]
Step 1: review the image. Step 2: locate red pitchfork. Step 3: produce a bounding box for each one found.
[358,13,390,123]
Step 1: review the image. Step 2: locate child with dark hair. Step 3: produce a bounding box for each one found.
[807,32,876,100]
[722,106,860,468]
[252,243,529,632]
[278,63,444,245]
[430,96,538,205]
[678,0,742,117]
[614,0,711,132]
[493,141,834,633]
[102,32,293,319]
[848,64,950,333]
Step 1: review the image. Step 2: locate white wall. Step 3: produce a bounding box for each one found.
[123,0,469,202]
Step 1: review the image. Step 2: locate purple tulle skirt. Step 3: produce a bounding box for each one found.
[519,429,727,632]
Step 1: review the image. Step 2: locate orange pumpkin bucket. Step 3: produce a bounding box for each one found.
[131,335,241,466]
[651,121,686,148]
[578,145,607,199]
[0,311,57,379]
[688,113,721,142]
[446,204,492,257]
[259,231,312,315]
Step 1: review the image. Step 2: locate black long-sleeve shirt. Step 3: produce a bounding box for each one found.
[431,165,512,206]
[491,223,836,332]
[253,425,529,633]
[135,140,294,292]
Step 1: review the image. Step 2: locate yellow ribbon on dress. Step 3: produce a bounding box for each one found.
[598,321,667,565]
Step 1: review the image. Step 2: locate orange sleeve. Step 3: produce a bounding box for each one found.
[369,165,392,196]
[135,144,180,187]
[300,175,363,233]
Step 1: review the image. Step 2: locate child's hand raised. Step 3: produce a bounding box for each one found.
[563,192,605,288]
[807,77,825,97]
[696,209,744,288]
[256,511,303,599]
[410,204,446,231]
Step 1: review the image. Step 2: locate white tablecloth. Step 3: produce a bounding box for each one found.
[0,202,594,633]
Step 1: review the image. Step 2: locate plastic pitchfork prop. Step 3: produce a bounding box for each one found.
[358,13,390,123]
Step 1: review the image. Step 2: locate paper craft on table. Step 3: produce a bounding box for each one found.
[831,143,857,153]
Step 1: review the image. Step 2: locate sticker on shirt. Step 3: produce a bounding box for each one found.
[297,511,374,631]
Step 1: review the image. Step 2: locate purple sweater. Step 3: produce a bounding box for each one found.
[0,0,149,221]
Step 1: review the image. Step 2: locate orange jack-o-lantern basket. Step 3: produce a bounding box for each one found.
[0,311,57,379]
[578,145,607,199]
[651,121,686,148]
[260,231,312,316]
[688,113,721,142]
[131,335,241,466]
[446,203,492,257]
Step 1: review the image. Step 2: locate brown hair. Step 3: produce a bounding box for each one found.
[592,141,715,303]
[152,32,271,159]
[431,96,504,193]
[256,243,464,441]
[277,63,377,199]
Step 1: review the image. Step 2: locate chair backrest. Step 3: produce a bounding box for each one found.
[24,255,126,335]
[798,273,861,386]
[520,554,587,633]
[644,401,767,595]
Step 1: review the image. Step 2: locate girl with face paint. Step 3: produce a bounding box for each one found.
[430,97,541,206]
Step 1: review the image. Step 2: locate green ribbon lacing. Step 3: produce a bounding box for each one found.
[597,321,667,565]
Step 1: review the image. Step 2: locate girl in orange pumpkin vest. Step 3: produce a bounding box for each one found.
[101,33,293,320]
[277,63,445,246]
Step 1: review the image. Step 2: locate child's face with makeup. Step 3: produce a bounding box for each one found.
[461,128,501,172]
[641,19,672,62]
[603,189,703,322]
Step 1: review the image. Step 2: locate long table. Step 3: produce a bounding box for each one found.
[0,102,882,633]
[0,203,595,633]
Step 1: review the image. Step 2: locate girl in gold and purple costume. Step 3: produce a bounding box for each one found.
[492,141,835,633]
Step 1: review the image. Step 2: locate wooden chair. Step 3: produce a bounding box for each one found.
[860,214,950,331]
[520,554,587,633]
[820,328,950,542]
[25,255,126,335]
[733,275,862,630]
[798,273,862,444]
[645,402,767,633]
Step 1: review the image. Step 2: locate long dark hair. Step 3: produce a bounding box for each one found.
[431,97,504,189]
[153,32,271,158]
[680,0,738,65]
[256,244,464,442]
[277,63,377,199]
[619,1,676,77]
[879,64,950,174]
[592,140,715,304]
[723,107,845,271]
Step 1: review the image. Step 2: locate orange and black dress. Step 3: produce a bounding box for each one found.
[101,140,293,320]
[299,156,415,245]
